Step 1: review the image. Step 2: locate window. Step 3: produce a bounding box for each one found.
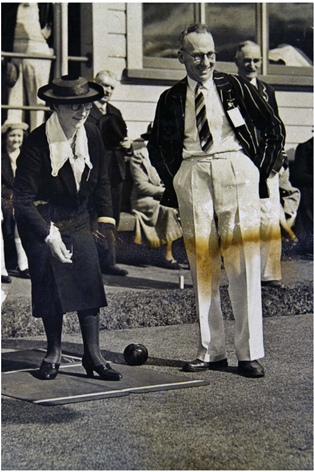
[268,3,313,67]
[127,3,313,87]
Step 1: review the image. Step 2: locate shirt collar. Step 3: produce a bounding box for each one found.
[45,111,92,178]
[187,75,213,92]
[95,100,107,114]
[250,77,258,88]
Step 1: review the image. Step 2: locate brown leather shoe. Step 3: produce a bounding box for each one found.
[183,358,228,372]
[237,360,265,377]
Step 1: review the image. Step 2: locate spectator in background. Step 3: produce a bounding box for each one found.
[290,137,313,255]
[87,70,131,276]
[235,40,300,288]
[149,23,285,377]
[130,124,183,269]
[1,120,30,280]
[2,3,54,131]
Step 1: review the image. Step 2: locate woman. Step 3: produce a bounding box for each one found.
[13,75,122,381]
[130,125,183,268]
[1,120,30,282]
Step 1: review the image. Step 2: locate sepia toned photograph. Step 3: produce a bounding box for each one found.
[1,2,313,470]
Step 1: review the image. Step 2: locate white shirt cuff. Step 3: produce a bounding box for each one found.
[97,217,116,226]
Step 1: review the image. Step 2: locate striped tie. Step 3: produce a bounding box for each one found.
[195,83,213,152]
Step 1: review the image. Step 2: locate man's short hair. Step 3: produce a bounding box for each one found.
[179,23,211,49]
[235,40,261,61]
[95,70,117,84]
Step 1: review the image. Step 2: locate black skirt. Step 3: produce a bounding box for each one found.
[24,225,107,318]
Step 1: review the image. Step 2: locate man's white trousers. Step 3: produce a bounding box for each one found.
[260,173,282,281]
[173,151,264,362]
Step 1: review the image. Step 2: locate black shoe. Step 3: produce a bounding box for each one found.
[237,360,265,378]
[1,275,12,284]
[183,358,228,372]
[102,265,128,276]
[38,359,60,380]
[161,259,182,270]
[9,268,31,279]
[208,358,228,370]
[82,356,122,381]
[261,280,284,288]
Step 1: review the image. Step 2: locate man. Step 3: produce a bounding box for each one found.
[2,3,54,131]
[88,70,132,276]
[148,24,286,377]
[235,41,300,287]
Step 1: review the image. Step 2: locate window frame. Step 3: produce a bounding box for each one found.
[126,3,313,90]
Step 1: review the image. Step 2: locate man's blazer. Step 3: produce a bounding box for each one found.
[87,103,127,181]
[148,72,286,207]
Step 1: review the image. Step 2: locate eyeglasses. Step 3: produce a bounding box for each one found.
[182,50,216,63]
[69,103,93,112]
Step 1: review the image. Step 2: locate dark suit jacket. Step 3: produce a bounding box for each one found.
[13,121,111,316]
[148,72,286,208]
[87,102,127,182]
[1,147,15,237]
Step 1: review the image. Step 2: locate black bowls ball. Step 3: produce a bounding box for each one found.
[123,344,148,366]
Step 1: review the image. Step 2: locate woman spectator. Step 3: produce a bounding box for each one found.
[13,75,122,381]
[2,120,30,282]
[130,124,183,269]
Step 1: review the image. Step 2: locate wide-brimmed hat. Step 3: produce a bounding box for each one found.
[1,120,29,134]
[140,123,153,140]
[38,75,104,104]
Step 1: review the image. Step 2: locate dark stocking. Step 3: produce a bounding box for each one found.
[42,305,63,364]
[78,309,106,365]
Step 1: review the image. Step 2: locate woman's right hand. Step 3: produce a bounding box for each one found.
[45,224,73,264]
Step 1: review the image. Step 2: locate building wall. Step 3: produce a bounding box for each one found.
[86,3,313,159]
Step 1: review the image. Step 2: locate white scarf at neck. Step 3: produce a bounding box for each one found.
[45,112,93,190]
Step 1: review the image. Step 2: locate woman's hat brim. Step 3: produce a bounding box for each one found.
[1,121,29,134]
[38,81,104,104]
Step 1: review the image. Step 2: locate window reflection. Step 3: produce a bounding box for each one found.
[143,3,194,58]
[205,3,256,63]
[269,3,313,67]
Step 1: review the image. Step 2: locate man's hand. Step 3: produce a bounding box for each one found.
[120,137,132,151]
[45,224,72,264]
[93,222,116,248]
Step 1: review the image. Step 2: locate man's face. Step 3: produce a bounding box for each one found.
[178,32,216,83]
[236,44,262,80]
[97,76,116,104]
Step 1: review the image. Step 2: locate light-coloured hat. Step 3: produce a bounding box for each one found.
[38,75,104,104]
[1,121,29,134]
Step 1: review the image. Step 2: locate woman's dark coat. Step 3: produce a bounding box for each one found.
[13,121,113,318]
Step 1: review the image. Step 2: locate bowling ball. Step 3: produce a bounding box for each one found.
[123,344,148,366]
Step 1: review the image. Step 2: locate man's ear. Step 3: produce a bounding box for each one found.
[178,49,185,64]
[234,57,238,67]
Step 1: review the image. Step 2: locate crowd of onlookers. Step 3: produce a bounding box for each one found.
[1,4,313,286]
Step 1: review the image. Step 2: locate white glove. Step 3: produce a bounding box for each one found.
[45,223,73,264]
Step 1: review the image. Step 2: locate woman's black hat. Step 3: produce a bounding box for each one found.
[38,75,104,104]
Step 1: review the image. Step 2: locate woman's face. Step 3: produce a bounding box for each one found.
[54,103,92,135]
[6,129,24,152]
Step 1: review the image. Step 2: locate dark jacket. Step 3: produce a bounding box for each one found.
[87,102,127,182]
[1,147,15,237]
[148,72,286,208]
[13,121,112,317]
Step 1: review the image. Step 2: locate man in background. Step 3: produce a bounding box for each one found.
[235,40,300,288]
[88,70,132,276]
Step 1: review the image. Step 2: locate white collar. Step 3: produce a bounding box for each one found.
[45,112,92,177]
[250,77,258,88]
[187,75,213,92]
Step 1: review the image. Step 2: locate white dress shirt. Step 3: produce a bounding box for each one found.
[183,76,241,159]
